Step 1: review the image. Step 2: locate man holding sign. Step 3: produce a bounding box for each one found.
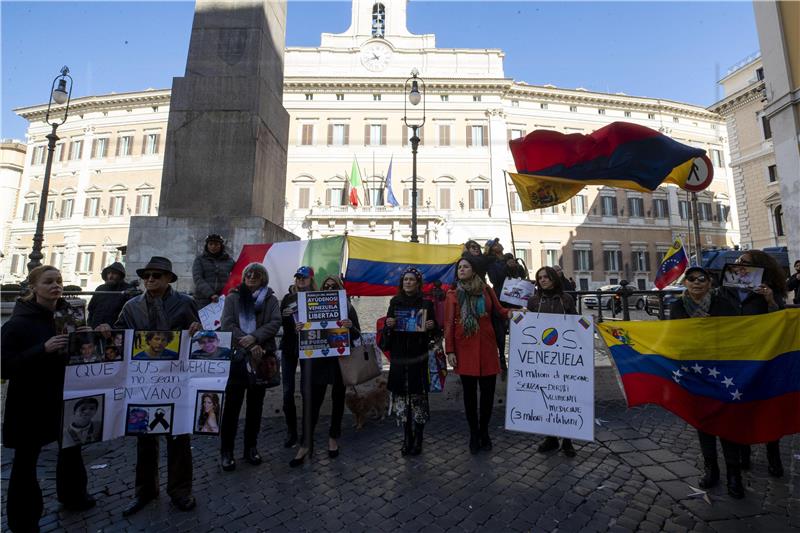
[102,256,202,516]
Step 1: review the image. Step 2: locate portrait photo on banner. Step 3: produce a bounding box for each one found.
[194,391,224,435]
[61,394,105,448]
[68,330,126,365]
[721,263,764,290]
[125,403,175,436]
[189,330,233,360]
[132,330,181,361]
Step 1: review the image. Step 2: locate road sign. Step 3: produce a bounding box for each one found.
[683,154,714,192]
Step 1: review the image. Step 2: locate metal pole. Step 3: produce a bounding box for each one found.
[410,125,419,243]
[502,171,517,255]
[690,191,702,264]
[27,123,59,272]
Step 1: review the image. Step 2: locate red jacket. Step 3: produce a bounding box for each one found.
[444,286,509,377]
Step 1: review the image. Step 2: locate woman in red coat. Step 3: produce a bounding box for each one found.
[445,256,512,454]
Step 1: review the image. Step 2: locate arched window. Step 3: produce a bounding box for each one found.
[774,205,784,237]
[372,3,385,38]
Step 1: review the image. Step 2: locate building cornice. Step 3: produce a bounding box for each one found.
[14,89,171,122]
[708,82,765,116]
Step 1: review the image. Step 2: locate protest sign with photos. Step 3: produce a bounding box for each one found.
[394,307,427,332]
[505,311,595,441]
[721,263,764,290]
[500,278,535,307]
[297,290,348,330]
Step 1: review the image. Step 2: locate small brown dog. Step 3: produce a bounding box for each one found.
[345,378,388,430]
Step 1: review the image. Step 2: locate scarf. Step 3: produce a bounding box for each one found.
[145,289,170,330]
[682,291,712,318]
[239,284,268,335]
[457,276,486,337]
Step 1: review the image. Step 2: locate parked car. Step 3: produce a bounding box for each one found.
[645,285,684,318]
[582,285,646,311]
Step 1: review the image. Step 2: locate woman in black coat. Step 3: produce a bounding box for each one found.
[1,266,96,532]
[384,267,438,455]
[668,266,744,499]
[290,275,360,467]
[527,266,579,458]
[219,262,281,471]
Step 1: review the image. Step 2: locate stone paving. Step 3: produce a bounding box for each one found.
[2,365,798,532]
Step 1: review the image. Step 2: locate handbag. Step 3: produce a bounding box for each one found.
[428,338,447,393]
[339,343,382,386]
[236,347,281,388]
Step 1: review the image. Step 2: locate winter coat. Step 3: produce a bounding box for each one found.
[384,295,439,395]
[787,273,800,305]
[668,290,739,320]
[1,299,71,448]
[526,292,578,316]
[114,287,200,331]
[87,280,133,328]
[192,251,235,307]
[221,287,281,385]
[718,287,784,316]
[444,286,509,377]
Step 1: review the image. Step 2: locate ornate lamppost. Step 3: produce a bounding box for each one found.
[403,69,425,243]
[27,66,73,272]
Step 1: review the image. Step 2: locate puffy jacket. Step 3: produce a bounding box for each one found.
[192,250,235,307]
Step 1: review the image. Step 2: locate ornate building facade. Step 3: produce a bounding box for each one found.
[5,0,739,290]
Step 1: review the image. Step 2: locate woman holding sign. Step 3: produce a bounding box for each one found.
[527,266,579,458]
[384,267,439,455]
[290,275,361,467]
[445,256,513,454]
[1,266,96,532]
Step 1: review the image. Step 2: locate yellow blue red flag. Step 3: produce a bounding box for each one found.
[654,238,688,289]
[598,309,800,444]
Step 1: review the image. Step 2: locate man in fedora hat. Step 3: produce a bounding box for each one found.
[102,256,202,516]
[87,261,134,328]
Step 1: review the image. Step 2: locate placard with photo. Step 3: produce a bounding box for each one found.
[61,394,105,448]
[394,307,427,332]
[68,330,127,365]
[189,330,232,360]
[194,391,224,435]
[125,404,175,436]
[132,330,181,361]
[722,263,764,290]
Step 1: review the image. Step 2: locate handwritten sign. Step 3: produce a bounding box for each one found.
[62,330,231,447]
[298,290,348,330]
[505,312,594,441]
[198,296,225,331]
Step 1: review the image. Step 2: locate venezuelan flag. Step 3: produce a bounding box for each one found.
[598,309,800,444]
[508,122,710,209]
[344,236,462,296]
[654,239,688,289]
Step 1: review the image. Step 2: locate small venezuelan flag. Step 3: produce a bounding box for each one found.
[598,310,800,444]
[344,236,462,296]
[654,239,688,289]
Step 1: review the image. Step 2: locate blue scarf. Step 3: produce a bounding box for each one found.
[238,285,268,334]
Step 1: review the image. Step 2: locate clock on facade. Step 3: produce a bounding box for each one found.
[360,42,393,72]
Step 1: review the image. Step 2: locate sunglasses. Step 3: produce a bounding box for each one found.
[141,272,163,280]
[244,271,263,278]
[686,276,708,283]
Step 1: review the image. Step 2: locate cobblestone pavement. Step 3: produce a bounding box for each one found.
[2,366,798,532]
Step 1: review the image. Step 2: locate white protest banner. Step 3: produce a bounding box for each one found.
[297,290,348,330]
[198,296,225,330]
[62,329,231,447]
[500,278,535,307]
[505,311,594,441]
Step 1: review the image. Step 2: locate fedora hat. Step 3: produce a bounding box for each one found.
[136,256,178,283]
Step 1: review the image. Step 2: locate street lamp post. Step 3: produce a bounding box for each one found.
[403,69,425,243]
[27,66,73,272]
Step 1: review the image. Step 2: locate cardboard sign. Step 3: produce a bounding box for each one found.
[500,278,535,307]
[298,290,348,330]
[505,311,595,441]
[62,329,231,447]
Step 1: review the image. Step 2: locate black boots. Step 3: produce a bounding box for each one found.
[401,419,413,456]
[221,450,236,472]
[537,436,560,453]
[767,442,784,477]
[726,467,745,499]
[410,423,424,456]
[244,447,263,466]
[560,438,576,458]
[698,463,720,489]
[469,433,481,454]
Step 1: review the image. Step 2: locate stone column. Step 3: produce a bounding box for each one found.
[127,0,297,292]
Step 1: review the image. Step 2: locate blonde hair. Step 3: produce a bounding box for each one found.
[23,265,61,301]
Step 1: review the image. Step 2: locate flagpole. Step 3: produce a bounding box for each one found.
[690,191,702,265]
[502,170,517,256]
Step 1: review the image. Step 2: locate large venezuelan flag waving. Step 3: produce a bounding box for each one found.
[508,122,711,209]
[598,309,800,444]
[344,236,462,296]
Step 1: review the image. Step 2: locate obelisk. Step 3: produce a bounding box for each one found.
[126,0,296,291]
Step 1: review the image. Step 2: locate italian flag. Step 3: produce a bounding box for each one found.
[222,236,345,299]
[349,158,361,207]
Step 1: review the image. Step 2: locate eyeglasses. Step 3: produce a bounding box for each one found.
[686,276,707,283]
[244,272,262,279]
[141,272,163,280]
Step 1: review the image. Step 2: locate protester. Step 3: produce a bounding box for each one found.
[787,259,800,305]
[721,250,787,478]
[109,256,201,516]
[383,267,438,456]
[552,265,575,291]
[668,266,744,498]
[192,234,236,307]
[484,238,507,295]
[503,253,528,281]
[461,239,489,280]
[279,266,317,447]
[290,275,360,467]
[445,256,512,454]
[1,266,96,532]
[87,262,133,328]
[527,266,580,458]
[219,262,281,471]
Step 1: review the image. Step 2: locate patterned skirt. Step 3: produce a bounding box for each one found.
[389,392,430,425]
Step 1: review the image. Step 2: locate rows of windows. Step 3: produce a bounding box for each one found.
[20,192,154,222]
[299,122,489,148]
[7,248,122,279]
[29,132,162,166]
[295,184,490,210]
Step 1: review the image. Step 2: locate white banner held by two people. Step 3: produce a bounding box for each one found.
[505,311,595,441]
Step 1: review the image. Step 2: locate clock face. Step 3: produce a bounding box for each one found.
[360,42,392,72]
